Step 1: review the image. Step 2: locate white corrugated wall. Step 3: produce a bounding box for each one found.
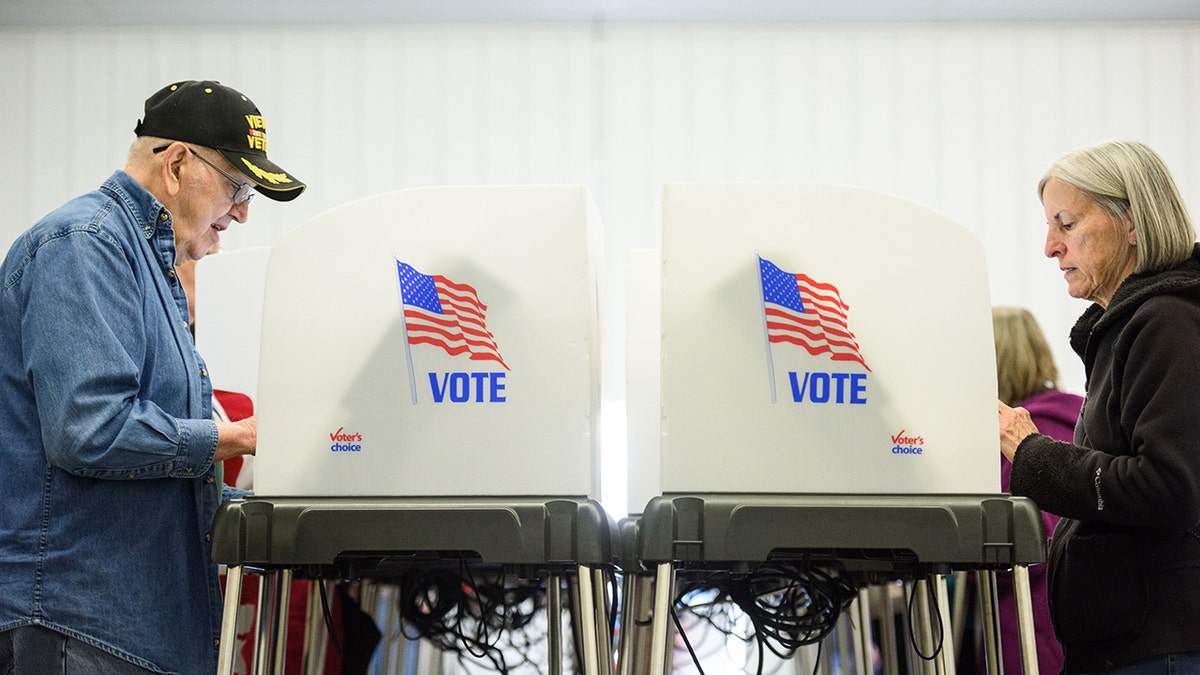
[3,21,1198,507]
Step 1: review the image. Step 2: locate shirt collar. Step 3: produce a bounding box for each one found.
[99,170,173,241]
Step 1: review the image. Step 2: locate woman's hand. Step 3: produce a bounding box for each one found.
[998,400,1040,462]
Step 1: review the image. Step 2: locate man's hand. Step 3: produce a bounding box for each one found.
[214,416,257,462]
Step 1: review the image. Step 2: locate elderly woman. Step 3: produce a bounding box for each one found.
[998,140,1200,673]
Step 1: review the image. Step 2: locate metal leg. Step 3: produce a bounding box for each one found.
[795,642,817,675]
[578,565,602,675]
[301,580,325,675]
[976,570,1002,675]
[950,571,968,668]
[415,625,445,675]
[593,567,614,675]
[399,606,421,675]
[817,641,833,675]
[647,562,676,675]
[548,573,564,675]
[836,610,853,674]
[218,566,244,675]
[912,579,937,675]
[933,575,956,675]
[270,569,293,675]
[899,581,916,674]
[376,584,399,675]
[615,573,635,675]
[854,587,873,674]
[253,570,274,675]
[617,573,656,675]
[876,583,900,675]
[1012,565,1040,675]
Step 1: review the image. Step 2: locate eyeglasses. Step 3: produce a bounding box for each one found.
[153,144,256,205]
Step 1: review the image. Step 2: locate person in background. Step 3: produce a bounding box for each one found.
[0,80,305,674]
[988,306,1078,674]
[998,139,1200,673]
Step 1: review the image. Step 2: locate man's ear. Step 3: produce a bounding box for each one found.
[158,142,188,198]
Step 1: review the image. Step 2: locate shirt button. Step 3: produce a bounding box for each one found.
[185,467,193,474]
[167,268,176,278]
[201,369,208,378]
[206,475,215,484]
[213,638,220,647]
[127,472,136,479]
[205,532,212,542]
[160,212,169,221]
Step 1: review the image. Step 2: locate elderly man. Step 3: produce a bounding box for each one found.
[0,80,304,674]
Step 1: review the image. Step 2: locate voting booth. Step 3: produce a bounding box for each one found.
[658,182,1000,495]
[211,187,617,675]
[195,246,271,404]
[252,185,604,498]
[617,185,1045,675]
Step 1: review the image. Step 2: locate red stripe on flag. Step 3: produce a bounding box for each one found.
[764,304,871,372]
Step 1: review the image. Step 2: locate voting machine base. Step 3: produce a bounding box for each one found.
[617,494,1047,675]
[211,496,620,675]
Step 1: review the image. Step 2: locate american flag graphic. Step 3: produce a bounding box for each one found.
[396,261,509,370]
[759,255,871,372]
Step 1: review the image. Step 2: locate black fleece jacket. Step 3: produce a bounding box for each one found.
[1011,244,1200,672]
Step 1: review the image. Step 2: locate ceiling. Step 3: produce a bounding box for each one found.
[4,0,1200,26]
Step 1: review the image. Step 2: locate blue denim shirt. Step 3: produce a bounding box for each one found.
[0,172,224,674]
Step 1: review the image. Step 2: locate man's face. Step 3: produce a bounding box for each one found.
[172,147,251,264]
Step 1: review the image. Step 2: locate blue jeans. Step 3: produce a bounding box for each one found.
[1083,651,1200,675]
[0,625,160,674]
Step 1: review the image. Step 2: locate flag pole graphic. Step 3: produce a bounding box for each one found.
[394,256,419,404]
[756,252,777,404]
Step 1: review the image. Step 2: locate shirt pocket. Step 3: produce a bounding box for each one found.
[1048,527,1148,649]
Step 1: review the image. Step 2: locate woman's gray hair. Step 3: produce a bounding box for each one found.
[1038,139,1196,273]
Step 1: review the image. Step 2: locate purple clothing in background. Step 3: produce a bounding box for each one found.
[993,388,1083,674]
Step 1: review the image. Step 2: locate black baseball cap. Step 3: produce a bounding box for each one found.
[134,80,306,202]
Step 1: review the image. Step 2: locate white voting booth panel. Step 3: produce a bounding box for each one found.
[253,186,603,497]
[660,183,999,495]
[195,247,270,403]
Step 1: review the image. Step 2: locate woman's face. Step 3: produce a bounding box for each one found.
[1042,177,1137,308]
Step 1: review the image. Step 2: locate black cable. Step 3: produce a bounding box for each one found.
[394,563,550,675]
[607,569,621,637]
[670,602,707,675]
[673,562,858,675]
[455,558,499,661]
[676,590,747,664]
[906,574,945,661]
[318,578,343,657]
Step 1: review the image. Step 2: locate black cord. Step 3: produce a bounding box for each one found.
[670,602,708,675]
[318,578,343,657]
[394,563,550,675]
[674,562,857,675]
[607,570,621,637]
[679,591,750,665]
[905,575,945,661]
